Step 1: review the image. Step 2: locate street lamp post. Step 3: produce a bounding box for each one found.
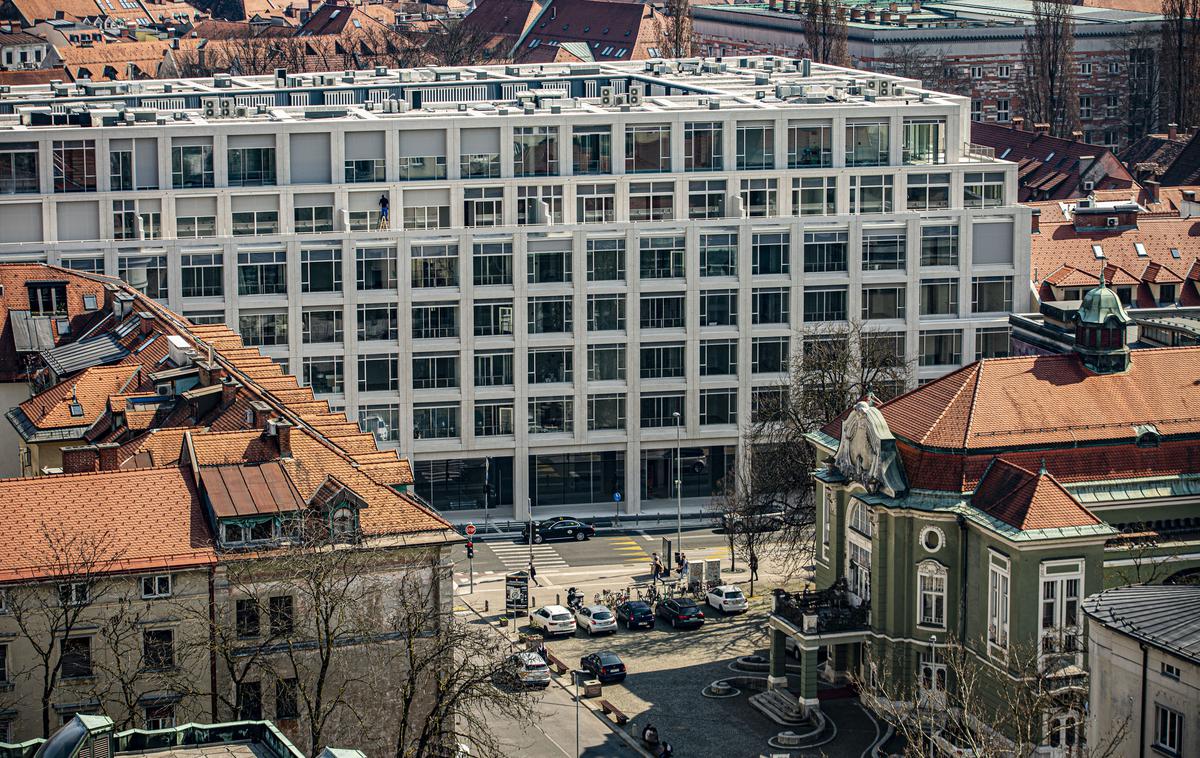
[673,410,682,575]
[574,669,581,758]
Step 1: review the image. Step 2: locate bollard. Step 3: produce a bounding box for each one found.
[556,593,561,605]
[484,599,489,613]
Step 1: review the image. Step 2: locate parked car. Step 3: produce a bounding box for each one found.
[717,512,784,533]
[529,604,577,636]
[521,518,596,544]
[616,600,655,630]
[580,651,627,684]
[655,597,705,629]
[499,651,551,688]
[575,604,618,636]
[706,585,748,614]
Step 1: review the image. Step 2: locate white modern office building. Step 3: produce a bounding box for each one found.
[0,57,1030,521]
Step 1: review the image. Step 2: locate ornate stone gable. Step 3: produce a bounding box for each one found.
[833,400,908,498]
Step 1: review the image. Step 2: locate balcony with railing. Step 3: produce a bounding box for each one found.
[771,581,870,637]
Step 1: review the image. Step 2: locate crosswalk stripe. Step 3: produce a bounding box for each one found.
[485,543,568,568]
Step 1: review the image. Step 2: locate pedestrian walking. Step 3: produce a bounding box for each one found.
[651,552,661,582]
[529,560,539,586]
[749,553,759,582]
[680,556,690,587]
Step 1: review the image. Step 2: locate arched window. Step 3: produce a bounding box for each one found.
[331,506,357,539]
[917,561,948,628]
[849,502,873,537]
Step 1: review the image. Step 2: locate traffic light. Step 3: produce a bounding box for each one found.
[466,541,474,559]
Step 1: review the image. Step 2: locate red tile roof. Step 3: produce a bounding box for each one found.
[0,465,215,583]
[1160,132,1200,187]
[972,458,1100,531]
[0,264,110,381]
[973,122,1135,202]
[17,364,141,431]
[464,0,664,62]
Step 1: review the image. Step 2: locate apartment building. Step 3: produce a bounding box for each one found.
[0,57,1030,521]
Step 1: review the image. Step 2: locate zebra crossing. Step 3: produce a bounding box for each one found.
[486,541,569,570]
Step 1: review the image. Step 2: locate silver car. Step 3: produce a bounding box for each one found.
[508,651,551,688]
[575,604,618,635]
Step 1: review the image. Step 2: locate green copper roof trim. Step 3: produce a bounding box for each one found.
[1068,474,1200,504]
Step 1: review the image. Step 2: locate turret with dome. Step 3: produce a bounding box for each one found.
[1071,269,1134,374]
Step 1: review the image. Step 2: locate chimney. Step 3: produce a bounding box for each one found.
[221,378,240,407]
[1168,123,1178,140]
[62,445,99,474]
[1070,130,1083,141]
[912,0,920,8]
[249,400,272,429]
[881,10,892,23]
[865,9,876,21]
[1145,179,1160,204]
[1012,116,1025,131]
[270,418,294,458]
[898,12,907,24]
[850,7,862,19]
[1181,190,1199,219]
[1031,207,1040,234]
[96,442,121,472]
[1033,122,1050,136]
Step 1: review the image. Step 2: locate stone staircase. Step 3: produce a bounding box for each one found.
[748,689,810,727]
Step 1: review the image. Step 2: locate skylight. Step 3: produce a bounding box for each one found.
[1134,242,1147,257]
[1092,244,1105,259]
[1171,248,1181,259]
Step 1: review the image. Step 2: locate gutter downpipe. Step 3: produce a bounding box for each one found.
[1139,642,1149,758]
[957,515,968,642]
[209,564,219,719]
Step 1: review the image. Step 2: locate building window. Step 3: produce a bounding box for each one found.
[276,679,300,721]
[53,139,97,192]
[919,329,962,366]
[178,214,218,238]
[357,248,396,290]
[359,353,399,392]
[141,575,172,599]
[61,636,92,678]
[1080,61,1092,76]
[576,183,616,223]
[414,403,460,439]
[640,343,684,378]
[684,121,723,171]
[529,396,573,434]
[629,181,675,222]
[143,629,174,669]
[850,175,893,214]
[572,125,612,175]
[475,401,515,436]
[863,231,905,271]
[918,649,946,695]
[1079,95,1092,120]
[228,146,276,186]
[964,171,1005,208]
[641,295,685,330]
[529,348,573,384]
[996,99,1011,122]
[700,388,737,425]
[237,681,262,721]
[846,121,889,166]
[302,310,342,344]
[918,563,947,628]
[301,249,341,293]
[528,245,572,284]
[587,238,625,281]
[626,124,671,173]
[971,100,983,121]
[118,255,168,300]
[1161,662,1181,681]
[474,350,513,387]
[920,225,959,267]
[640,393,683,428]
[788,122,832,168]
[464,186,503,227]
[1106,95,1120,118]
[700,339,737,376]
[1154,705,1182,756]
[268,596,294,636]
[903,119,946,164]
[700,290,737,327]
[740,178,778,217]
[639,236,685,279]
[862,286,906,320]
[412,303,457,340]
[920,278,959,317]
[972,276,1013,313]
[588,294,625,332]
[514,126,558,176]
[112,199,161,241]
[238,252,287,296]
[803,231,847,273]
[172,143,213,188]
[975,327,1010,359]
[970,65,983,79]
[688,179,726,219]
[181,253,223,298]
[474,241,513,286]
[998,65,1011,78]
[987,553,1011,653]
[412,354,458,389]
[294,205,333,234]
[0,141,39,194]
[474,300,513,337]
[736,122,774,170]
[239,312,288,347]
[588,345,625,381]
[1040,566,1082,665]
[231,210,278,236]
[359,404,400,442]
[751,232,789,275]
[792,176,836,216]
[344,157,385,183]
[588,394,625,430]
[517,185,564,225]
[402,202,449,230]
[907,174,950,211]
[700,233,738,277]
[143,704,175,731]
[302,356,343,394]
[397,155,446,182]
[752,387,787,423]
[528,296,572,333]
[752,336,789,373]
[411,243,458,288]
[755,287,792,323]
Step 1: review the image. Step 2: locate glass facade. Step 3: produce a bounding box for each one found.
[530,452,625,508]
[641,445,735,501]
[414,456,513,511]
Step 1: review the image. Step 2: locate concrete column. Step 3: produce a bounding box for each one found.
[767,627,789,690]
[796,645,820,716]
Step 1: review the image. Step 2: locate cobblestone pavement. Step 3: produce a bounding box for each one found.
[526,602,880,758]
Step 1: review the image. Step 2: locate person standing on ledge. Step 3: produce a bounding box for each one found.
[378,193,390,229]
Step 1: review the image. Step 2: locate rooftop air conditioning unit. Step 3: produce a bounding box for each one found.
[201,96,219,118]
[627,85,643,105]
[1083,180,1095,191]
[1106,216,1118,227]
[600,86,615,106]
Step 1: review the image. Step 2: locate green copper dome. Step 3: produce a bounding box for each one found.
[1075,275,1132,327]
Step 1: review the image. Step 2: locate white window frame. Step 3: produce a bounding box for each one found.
[846,501,872,603]
[917,647,946,701]
[1154,704,1182,756]
[141,574,172,599]
[917,560,948,629]
[59,582,89,607]
[1039,559,1084,668]
[987,552,1010,657]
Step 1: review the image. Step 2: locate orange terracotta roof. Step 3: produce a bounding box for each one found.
[878,348,1200,450]
[0,264,110,380]
[0,465,215,583]
[57,38,171,80]
[117,427,189,468]
[17,364,141,431]
[972,458,1100,531]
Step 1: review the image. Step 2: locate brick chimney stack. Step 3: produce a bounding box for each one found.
[1031,208,1040,234]
[96,443,121,471]
[221,378,240,407]
[62,445,99,474]
[1012,116,1025,131]
[249,400,273,429]
[271,418,294,458]
[1145,180,1160,204]
[1033,122,1050,135]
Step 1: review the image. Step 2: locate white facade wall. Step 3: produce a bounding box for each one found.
[0,60,1031,520]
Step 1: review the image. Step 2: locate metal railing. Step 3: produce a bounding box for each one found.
[772,582,870,634]
[964,142,996,161]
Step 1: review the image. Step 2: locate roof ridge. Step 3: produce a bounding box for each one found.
[919,362,981,446]
[0,462,184,483]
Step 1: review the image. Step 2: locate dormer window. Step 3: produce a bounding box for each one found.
[331,506,357,539]
[28,282,68,316]
[1134,424,1161,448]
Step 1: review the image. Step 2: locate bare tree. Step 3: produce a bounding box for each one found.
[1018,0,1080,137]
[4,525,125,737]
[718,321,912,580]
[418,19,503,67]
[800,0,849,66]
[658,0,694,59]
[858,634,1129,757]
[873,42,960,94]
[1159,0,1200,131]
[1111,24,1162,144]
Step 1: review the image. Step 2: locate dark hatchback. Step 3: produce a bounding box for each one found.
[655,597,705,629]
[616,600,655,630]
[520,517,596,544]
[580,651,627,683]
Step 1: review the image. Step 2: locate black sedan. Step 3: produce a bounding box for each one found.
[580,651,627,684]
[520,518,596,544]
[655,597,705,629]
[616,600,655,630]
